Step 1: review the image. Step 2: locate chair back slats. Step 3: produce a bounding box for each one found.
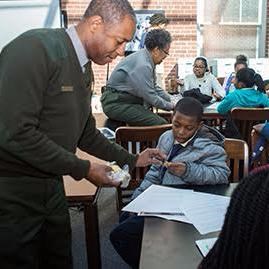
[231,107,269,148]
[224,138,249,182]
[115,124,172,209]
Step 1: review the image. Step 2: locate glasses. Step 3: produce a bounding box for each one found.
[159,48,169,56]
[193,65,206,69]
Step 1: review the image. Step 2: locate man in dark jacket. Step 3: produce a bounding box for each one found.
[0,0,165,268]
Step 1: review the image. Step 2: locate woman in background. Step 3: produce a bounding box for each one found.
[217,68,269,115]
[183,57,225,100]
[222,54,248,95]
[222,60,248,95]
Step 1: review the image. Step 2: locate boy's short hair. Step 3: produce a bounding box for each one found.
[174,97,204,122]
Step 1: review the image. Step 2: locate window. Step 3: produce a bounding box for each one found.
[197,0,266,58]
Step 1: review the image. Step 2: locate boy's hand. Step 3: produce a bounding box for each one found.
[167,162,186,176]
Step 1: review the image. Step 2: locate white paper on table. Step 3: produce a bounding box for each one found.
[180,191,230,235]
[206,102,220,110]
[196,237,218,257]
[137,211,191,223]
[122,185,193,215]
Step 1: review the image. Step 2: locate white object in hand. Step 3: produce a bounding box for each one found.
[108,162,131,188]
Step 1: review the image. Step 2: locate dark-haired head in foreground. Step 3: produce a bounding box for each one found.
[172,97,203,144]
[199,168,269,269]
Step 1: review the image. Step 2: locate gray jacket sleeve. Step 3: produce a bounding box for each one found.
[155,85,171,102]
[131,132,169,199]
[128,66,173,111]
[132,163,163,199]
[180,144,230,185]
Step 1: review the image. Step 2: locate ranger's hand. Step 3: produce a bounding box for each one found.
[86,162,120,187]
[136,148,167,167]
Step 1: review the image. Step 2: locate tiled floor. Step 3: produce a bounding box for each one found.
[71,187,131,269]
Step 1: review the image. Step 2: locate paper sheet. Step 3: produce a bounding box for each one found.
[122,185,193,223]
[196,237,218,257]
[205,102,220,110]
[181,191,230,235]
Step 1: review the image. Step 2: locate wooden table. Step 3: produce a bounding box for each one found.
[139,184,237,269]
[64,150,105,269]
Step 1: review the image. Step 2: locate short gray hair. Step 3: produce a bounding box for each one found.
[83,0,136,25]
[145,29,172,51]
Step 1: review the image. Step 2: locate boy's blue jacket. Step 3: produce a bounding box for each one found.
[132,125,230,199]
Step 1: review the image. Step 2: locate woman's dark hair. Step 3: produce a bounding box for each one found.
[174,97,203,122]
[145,29,172,51]
[234,60,248,69]
[194,57,209,72]
[236,67,265,93]
[199,169,269,269]
[235,54,248,63]
[149,13,169,26]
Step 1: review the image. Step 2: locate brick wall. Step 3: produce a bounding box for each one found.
[61,0,197,94]
[61,0,269,94]
[265,0,269,57]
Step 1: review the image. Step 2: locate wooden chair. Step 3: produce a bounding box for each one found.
[115,124,172,209]
[224,138,249,182]
[231,107,269,150]
[64,150,103,269]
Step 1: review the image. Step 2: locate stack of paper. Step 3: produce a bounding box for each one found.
[123,185,192,223]
[180,191,230,234]
[122,184,230,235]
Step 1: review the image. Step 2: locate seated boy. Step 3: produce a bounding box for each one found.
[110,97,230,268]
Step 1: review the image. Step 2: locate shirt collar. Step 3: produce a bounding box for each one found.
[174,130,198,147]
[66,25,89,70]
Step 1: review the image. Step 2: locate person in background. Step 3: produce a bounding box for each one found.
[139,13,169,88]
[217,68,269,115]
[183,56,225,100]
[251,122,269,166]
[235,54,248,64]
[110,97,230,268]
[198,168,269,269]
[264,79,269,97]
[101,29,174,126]
[139,13,169,49]
[0,0,167,267]
[222,60,248,95]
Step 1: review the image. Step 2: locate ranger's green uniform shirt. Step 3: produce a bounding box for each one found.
[0,28,137,180]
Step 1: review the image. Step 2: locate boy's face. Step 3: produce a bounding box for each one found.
[172,111,202,144]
